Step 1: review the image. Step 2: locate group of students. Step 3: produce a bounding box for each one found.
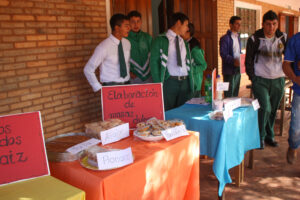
[83,11,207,112]
[83,10,300,164]
[220,10,300,164]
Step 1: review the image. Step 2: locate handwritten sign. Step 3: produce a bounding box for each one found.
[161,125,189,141]
[0,112,49,186]
[96,147,133,170]
[101,83,164,128]
[66,138,101,154]
[217,82,229,91]
[252,99,260,111]
[224,98,241,112]
[100,123,129,145]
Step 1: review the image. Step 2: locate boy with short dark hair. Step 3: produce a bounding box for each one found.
[150,12,194,111]
[84,13,131,91]
[245,10,287,149]
[127,10,152,83]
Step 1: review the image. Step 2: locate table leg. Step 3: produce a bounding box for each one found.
[241,159,244,183]
[234,163,241,187]
[248,150,254,169]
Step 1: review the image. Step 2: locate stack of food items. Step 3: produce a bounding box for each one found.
[135,117,184,138]
[83,145,109,168]
[45,133,90,162]
[85,118,124,139]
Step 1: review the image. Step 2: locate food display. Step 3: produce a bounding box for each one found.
[209,111,224,120]
[85,118,124,139]
[223,97,253,107]
[79,146,123,170]
[134,117,184,141]
[46,133,90,162]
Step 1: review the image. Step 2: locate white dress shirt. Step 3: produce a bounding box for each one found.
[83,34,131,92]
[231,32,240,59]
[166,29,188,76]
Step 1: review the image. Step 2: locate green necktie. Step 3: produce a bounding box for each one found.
[175,36,182,67]
[118,41,127,78]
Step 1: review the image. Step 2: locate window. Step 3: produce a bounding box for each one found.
[236,7,257,53]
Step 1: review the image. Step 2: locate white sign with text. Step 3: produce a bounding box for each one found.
[96,147,133,170]
[224,98,241,112]
[66,138,101,154]
[100,123,129,145]
[161,125,189,141]
[252,99,260,111]
[217,82,230,91]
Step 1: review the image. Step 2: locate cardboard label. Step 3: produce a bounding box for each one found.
[0,112,49,186]
[66,138,101,154]
[161,125,189,141]
[100,123,129,145]
[224,98,241,112]
[101,83,164,128]
[96,147,133,170]
[252,99,260,111]
[217,82,229,91]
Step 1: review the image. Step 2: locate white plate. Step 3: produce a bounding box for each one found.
[133,130,164,142]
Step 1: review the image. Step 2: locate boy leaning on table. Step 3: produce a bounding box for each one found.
[83,13,131,92]
[150,12,194,111]
[282,32,300,164]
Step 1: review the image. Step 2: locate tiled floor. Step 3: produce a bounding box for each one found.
[200,109,300,200]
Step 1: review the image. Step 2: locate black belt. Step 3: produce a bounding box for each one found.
[169,76,188,81]
[102,81,130,86]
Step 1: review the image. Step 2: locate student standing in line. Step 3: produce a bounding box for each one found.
[245,10,287,149]
[150,12,194,111]
[127,10,152,84]
[220,16,242,97]
[84,13,131,92]
[182,23,207,97]
[282,32,300,164]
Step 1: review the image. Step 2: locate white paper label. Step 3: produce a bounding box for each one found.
[96,147,133,170]
[66,138,101,154]
[223,109,233,122]
[217,82,230,91]
[100,123,129,145]
[224,98,241,112]
[252,99,260,111]
[161,125,189,141]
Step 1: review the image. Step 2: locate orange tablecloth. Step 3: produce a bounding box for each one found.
[49,132,199,200]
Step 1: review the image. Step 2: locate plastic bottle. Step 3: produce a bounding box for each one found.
[204,75,212,103]
[216,75,223,100]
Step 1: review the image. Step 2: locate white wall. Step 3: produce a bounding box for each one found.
[257,0,300,11]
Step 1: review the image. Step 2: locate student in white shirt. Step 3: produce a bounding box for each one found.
[150,12,194,111]
[84,13,131,92]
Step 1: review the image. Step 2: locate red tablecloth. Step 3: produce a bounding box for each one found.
[49,132,199,200]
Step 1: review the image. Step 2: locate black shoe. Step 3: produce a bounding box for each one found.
[259,140,265,150]
[265,138,278,147]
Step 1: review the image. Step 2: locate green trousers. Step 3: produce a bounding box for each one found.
[252,76,285,141]
[223,70,241,97]
[163,78,191,111]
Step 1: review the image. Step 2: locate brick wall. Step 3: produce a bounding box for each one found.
[0,0,107,138]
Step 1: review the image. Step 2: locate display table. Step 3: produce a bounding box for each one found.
[0,176,85,200]
[50,132,199,200]
[166,104,260,196]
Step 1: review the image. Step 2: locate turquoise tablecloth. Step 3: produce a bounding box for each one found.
[165,104,260,196]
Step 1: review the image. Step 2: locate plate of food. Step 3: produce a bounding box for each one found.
[209,111,224,120]
[79,146,124,171]
[133,118,185,141]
